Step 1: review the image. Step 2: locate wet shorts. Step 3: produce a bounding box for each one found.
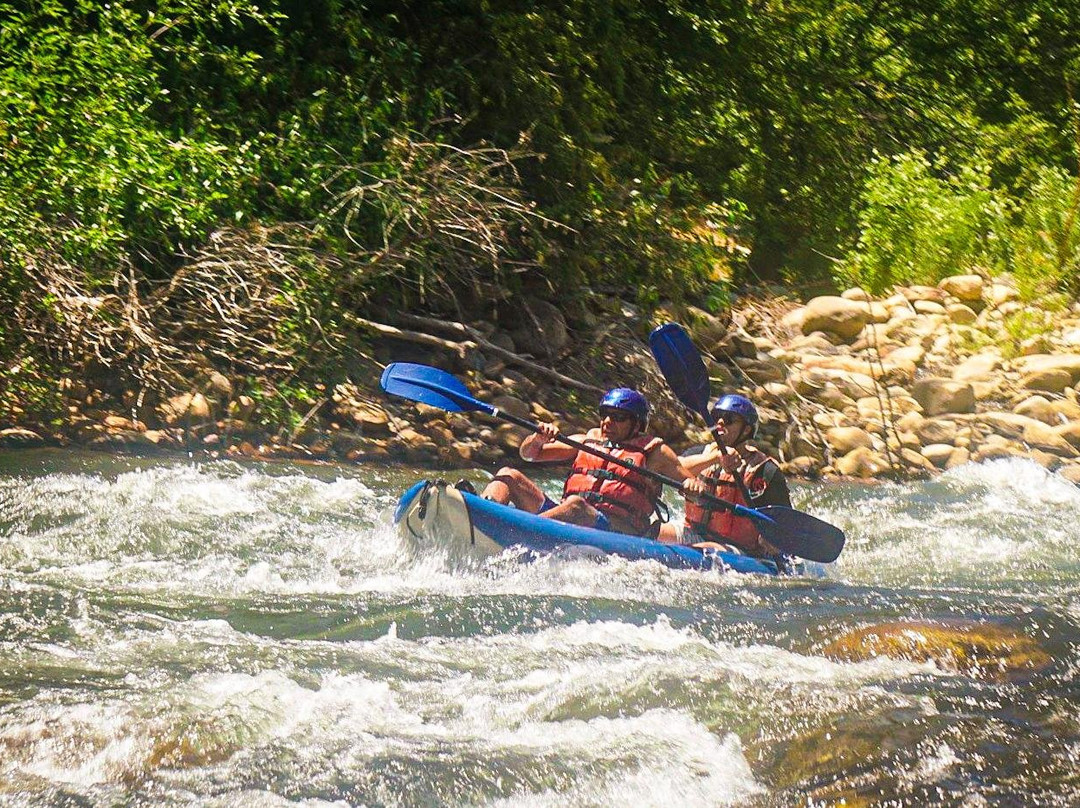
[537,495,558,514]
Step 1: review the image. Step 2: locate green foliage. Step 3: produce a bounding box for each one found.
[1009,166,1080,298]
[839,152,1013,293]
[841,154,1080,299]
[0,0,272,273]
[3,0,1080,408]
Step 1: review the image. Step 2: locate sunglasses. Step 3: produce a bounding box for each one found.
[599,408,634,423]
[716,413,744,427]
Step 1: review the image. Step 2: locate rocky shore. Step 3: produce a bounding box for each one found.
[5,273,1080,485]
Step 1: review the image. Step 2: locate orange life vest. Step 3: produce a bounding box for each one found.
[684,447,776,556]
[563,431,664,535]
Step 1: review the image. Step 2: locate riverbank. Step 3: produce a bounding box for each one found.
[5,273,1080,484]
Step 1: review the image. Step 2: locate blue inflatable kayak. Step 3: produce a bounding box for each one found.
[394,480,817,576]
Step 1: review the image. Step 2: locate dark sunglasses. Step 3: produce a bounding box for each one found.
[716,413,744,426]
[600,408,634,423]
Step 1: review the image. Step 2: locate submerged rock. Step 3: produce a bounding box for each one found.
[822,621,1051,681]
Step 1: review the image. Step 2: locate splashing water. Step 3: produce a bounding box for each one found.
[0,450,1077,806]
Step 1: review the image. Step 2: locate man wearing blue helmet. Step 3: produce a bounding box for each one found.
[480,387,692,537]
[676,393,791,557]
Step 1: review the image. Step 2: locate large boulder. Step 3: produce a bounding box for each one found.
[825,426,875,454]
[800,296,871,341]
[1013,354,1080,385]
[507,298,569,358]
[835,446,892,478]
[911,378,975,416]
[938,274,985,303]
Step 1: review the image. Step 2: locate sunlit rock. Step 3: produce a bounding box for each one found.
[822,621,1051,681]
[911,378,975,416]
[801,296,872,341]
[938,273,984,302]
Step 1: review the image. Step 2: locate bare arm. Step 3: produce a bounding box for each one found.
[678,443,724,476]
[649,442,694,481]
[519,422,583,463]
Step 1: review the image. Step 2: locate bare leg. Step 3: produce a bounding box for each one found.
[481,467,549,512]
[656,522,681,544]
[539,494,600,528]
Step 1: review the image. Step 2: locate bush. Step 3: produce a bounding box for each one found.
[838,151,1013,294]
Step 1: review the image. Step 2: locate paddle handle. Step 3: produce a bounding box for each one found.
[489,406,769,523]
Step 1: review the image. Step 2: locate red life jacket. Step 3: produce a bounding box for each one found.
[684,447,776,556]
[563,430,664,535]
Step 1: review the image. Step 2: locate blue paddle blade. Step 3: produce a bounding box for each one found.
[649,323,712,419]
[380,362,486,413]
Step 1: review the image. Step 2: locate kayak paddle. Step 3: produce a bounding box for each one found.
[649,322,845,563]
[380,362,779,530]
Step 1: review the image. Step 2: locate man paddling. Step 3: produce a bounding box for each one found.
[480,388,693,538]
[673,394,791,558]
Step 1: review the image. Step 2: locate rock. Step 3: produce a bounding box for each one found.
[1013,395,1057,425]
[835,446,892,478]
[946,303,978,324]
[989,283,1020,306]
[0,427,44,447]
[825,426,874,454]
[1012,354,1080,385]
[104,415,142,431]
[1029,449,1063,470]
[855,395,920,422]
[1020,368,1072,393]
[816,385,858,411]
[822,621,1051,681]
[396,427,436,452]
[938,274,985,302]
[794,367,878,401]
[495,423,529,452]
[683,305,728,346]
[787,333,836,353]
[1054,422,1080,449]
[1053,398,1080,422]
[229,395,256,420]
[205,371,233,399]
[1022,421,1079,457]
[159,392,212,425]
[901,447,937,472]
[900,285,946,303]
[911,378,975,416]
[1056,463,1080,485]
[800,296,871,341]
[762,381,796,402]
[913,300,947,315]
[490,394,532,420]
[340,400,391,435]
[914,418,958,445]
[780,306,806,331]
[783,456,823,476]
[884,344,925,366]
[841,287,871,301]
[921,443,956,468]
[953,353,1002,382]
[508,298,569,359]
[968,412,1047,441]
[945,446,971,469]
[733,356,787,384]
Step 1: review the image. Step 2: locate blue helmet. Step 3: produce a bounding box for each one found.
[711,393,758,436]
[600,388,649,430]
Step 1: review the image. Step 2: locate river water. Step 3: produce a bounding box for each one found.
[0,449,1077,807]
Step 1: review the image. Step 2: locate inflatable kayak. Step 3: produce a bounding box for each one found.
[395,480,819,576]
